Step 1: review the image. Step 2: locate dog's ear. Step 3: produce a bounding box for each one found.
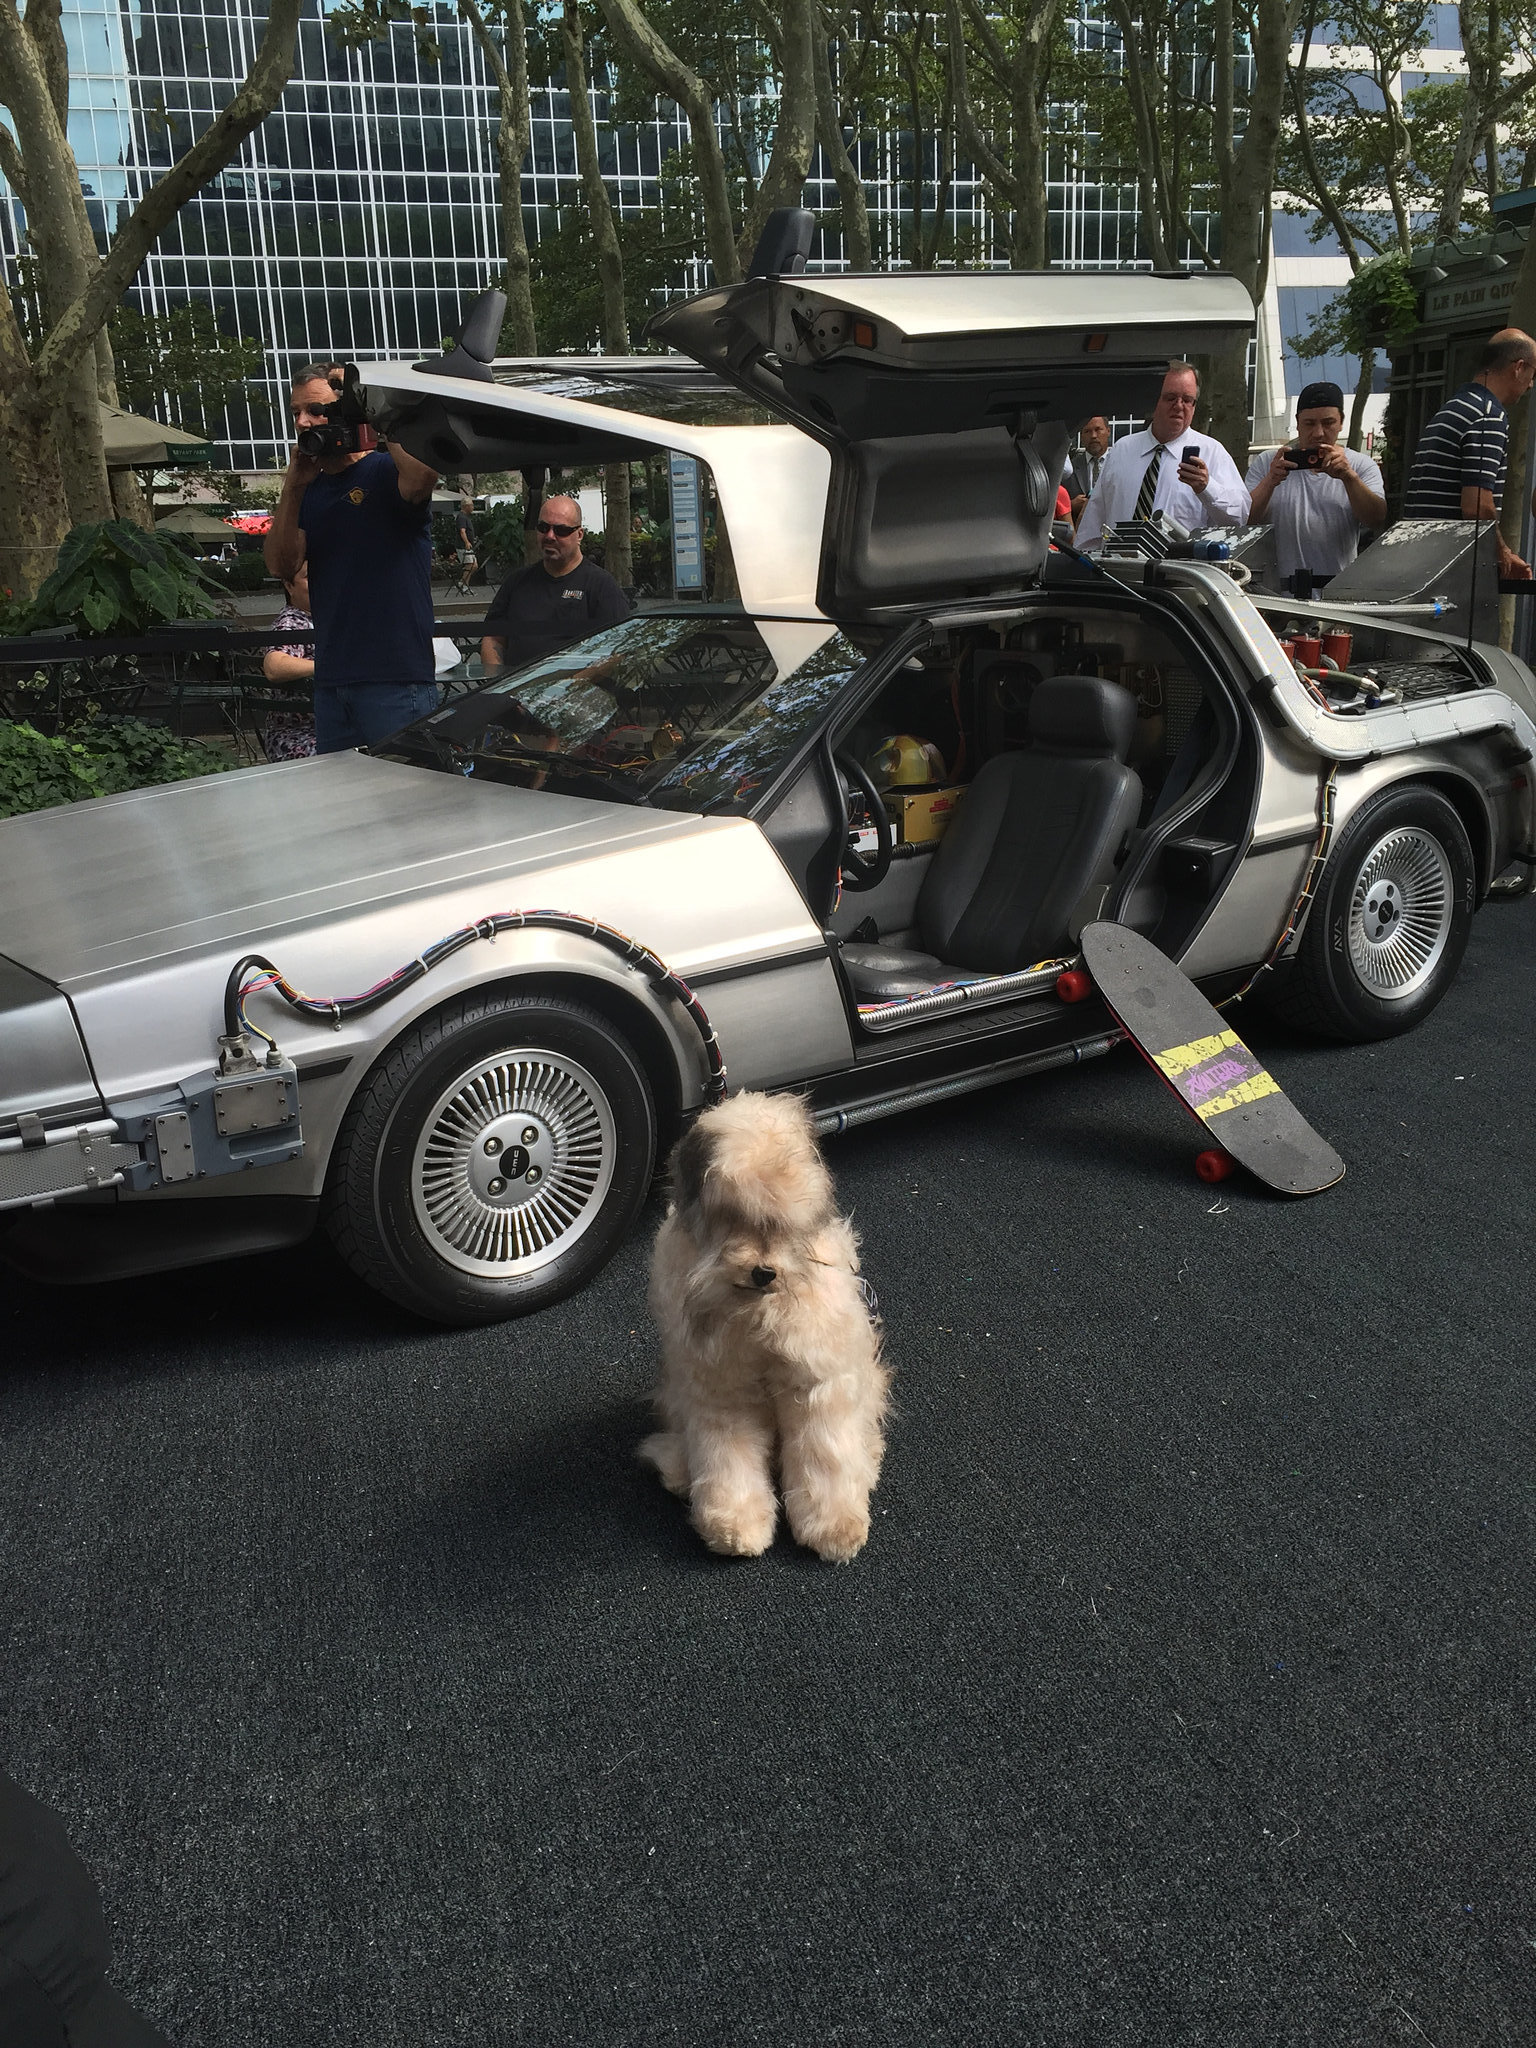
[670,1116,713,1211]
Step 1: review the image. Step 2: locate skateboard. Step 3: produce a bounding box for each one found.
[1077,922,1345,1195]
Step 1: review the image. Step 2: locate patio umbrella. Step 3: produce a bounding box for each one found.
[154,508,236,538]
[100,404,215,468]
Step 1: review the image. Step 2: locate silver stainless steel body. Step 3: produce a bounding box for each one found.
[3,264,1532,1318]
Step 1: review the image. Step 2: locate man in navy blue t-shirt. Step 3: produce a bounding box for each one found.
[264,363,440,752]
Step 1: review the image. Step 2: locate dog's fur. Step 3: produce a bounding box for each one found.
[639,1092,889,1563]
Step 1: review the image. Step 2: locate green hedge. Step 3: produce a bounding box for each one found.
[0,716,235,820]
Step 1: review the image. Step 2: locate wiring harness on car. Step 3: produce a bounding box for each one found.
[224,910,729,1105]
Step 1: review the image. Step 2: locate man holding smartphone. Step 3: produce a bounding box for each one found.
[1074,362,1249,550]
[1244,381,1386,595]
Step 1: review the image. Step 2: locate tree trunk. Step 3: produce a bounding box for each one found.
[1348,350,1374,452]
[813,11,872,269]
[562,0,632,591]
[597,0,742,283]
[0,375,70,601]
[462,0,537,353]
[738,0,817,262]
[1106,0,1172,269]
[523,466,547,563]
[1202,0,1298,462]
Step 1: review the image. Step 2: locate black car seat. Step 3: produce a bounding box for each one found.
[840,675,1143,1001]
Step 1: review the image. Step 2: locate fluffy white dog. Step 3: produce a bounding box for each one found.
[640,1092,890,1563]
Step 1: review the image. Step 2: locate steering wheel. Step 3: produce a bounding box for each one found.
[834,750,894,892]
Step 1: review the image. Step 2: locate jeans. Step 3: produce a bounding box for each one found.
[314,681,441,754]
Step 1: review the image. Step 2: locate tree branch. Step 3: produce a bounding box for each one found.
[813,5,872,268]
[1286,19,1361,271]
[947,0,1016,203]
[596,0,741,281]
[31,0,305,387]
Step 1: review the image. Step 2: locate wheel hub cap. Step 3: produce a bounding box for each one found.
[410,1051,615,1277]
[1347,826,1453,1000]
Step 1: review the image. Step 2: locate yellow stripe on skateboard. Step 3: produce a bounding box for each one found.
[1153,1028,1242,1079]
[1191,1070,1282,1122]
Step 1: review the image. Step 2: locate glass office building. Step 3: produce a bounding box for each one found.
[1,1,1462,467]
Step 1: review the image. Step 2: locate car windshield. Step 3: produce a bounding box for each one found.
[378,612,890,813]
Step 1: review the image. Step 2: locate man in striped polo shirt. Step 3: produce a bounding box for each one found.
[1402,328,1536,580]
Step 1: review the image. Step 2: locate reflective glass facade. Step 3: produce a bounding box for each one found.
[0,3,1462,466]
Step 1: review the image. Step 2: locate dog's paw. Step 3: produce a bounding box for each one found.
[792,1504,870,1564]
[692,1498,778,1558]
[637,1430,690,1497]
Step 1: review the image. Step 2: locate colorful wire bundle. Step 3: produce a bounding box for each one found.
[224,911,729,1105]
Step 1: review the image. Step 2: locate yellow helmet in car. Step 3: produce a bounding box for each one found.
[868,733,945,788]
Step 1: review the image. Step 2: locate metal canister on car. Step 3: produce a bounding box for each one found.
[1321,628,1352,669]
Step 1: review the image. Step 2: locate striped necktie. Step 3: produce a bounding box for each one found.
[1132,443,1165,520]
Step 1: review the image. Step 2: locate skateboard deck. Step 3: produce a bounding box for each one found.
[1078,922,1345,1195]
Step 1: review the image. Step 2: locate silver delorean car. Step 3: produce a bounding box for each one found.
[3,258,1534,1324]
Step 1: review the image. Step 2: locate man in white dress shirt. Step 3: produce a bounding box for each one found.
[1074,363,1250,550]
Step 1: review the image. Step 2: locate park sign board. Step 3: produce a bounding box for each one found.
[1423,268,1520,327]
[668,452,704,593]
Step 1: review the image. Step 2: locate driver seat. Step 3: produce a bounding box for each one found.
[840,675,1143,1002]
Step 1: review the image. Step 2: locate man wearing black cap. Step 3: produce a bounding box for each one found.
[1245,381,1386,595]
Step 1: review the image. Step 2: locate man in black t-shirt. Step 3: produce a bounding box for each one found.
[479,494,631,673]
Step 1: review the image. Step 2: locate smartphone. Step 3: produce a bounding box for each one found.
[1182,445,1199,464]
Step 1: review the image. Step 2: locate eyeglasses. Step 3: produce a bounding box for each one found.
[536,520,579,537]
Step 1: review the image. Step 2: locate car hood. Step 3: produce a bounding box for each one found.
[0,752,706,989]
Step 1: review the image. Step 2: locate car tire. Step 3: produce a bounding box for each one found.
[324,989,655,1325]
[1259,783,1475,1042]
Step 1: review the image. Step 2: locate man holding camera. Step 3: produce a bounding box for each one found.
[1074,363,1249,550]
[264,362,439,753]
[1244,381,1386,595]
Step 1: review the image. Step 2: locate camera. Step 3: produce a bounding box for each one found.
[1283,444,1323,469]
[295,366,377,458]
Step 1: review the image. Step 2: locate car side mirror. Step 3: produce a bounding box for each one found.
[747,208,815,278]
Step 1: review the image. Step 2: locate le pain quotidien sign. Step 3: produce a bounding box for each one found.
[1424,269,1520,326]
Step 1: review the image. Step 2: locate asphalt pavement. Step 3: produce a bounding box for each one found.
[3,899,1533,2045]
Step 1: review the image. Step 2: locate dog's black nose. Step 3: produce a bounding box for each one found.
[750,1266,777,1290]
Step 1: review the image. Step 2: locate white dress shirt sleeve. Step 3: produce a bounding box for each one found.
[1196,437,1251,528]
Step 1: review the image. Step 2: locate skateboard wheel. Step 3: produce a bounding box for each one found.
[1195,1149,1235,1183]
[1056,970,1092,1003]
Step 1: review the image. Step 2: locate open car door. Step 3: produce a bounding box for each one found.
[648,269,1255,612]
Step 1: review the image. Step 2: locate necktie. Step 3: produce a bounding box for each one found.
[1132,443,1164,520]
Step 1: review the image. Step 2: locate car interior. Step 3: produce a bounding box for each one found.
[761,596,1258,1028]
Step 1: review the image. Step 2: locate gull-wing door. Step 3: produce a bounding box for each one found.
[649,270,1255,612]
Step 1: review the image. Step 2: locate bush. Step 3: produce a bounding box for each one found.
[0,715,234,819]
[6,520,226,639]
[220,552,270,593]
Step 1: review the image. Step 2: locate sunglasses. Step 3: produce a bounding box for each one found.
[536,520,579,537]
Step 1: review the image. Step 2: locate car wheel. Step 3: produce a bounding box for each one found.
[1260,783,1475,1041]
[324,990,655,1324]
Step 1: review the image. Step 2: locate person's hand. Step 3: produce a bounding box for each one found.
[1178,452,1210,494]
[1498,544,1532,582]
[1316,442,1352,480]
[285,441,323,486]
[1267,448,1292,485]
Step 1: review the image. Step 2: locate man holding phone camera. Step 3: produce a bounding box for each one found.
[1074,363,1249,550]
[1244,380,1386,594]
[264,362,440,753]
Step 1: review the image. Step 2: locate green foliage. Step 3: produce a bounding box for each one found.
[474,500,529,568]
[1289,253,1418,361]
[219,552,271,593]
[107,301,265,440]
[9,522,225,639]
[529,208,688,350]
[0,717,232,819]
